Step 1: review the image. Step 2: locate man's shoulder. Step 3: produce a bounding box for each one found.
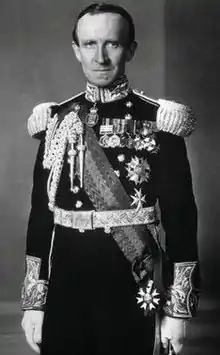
[52,91,85,116]
[130,89,159,122]
[132,88,159,106]
[131,89,196,138]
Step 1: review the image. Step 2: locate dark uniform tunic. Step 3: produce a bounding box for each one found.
[22,80,198,355]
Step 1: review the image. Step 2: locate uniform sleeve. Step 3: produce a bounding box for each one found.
[21,138,54,311]
[157,132,199,318]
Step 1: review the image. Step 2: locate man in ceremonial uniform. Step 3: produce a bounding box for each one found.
[21,3,199,355]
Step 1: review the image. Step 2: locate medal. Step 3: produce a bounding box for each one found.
[126,156,150,185]
[108,134,121,148]
[99,134,110,148]
[85,104,99,127]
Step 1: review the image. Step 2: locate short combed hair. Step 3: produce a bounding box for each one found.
[72,2,135,46]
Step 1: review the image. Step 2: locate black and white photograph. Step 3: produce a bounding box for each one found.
[0,1,219,354]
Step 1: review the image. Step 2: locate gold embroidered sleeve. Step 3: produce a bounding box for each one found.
[21,255,48,310]
[163,261,199,318]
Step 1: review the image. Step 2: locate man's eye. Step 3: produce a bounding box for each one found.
[107,42,120,48]
[84,41,96,48]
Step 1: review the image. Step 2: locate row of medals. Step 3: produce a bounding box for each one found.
[84,105,158,152]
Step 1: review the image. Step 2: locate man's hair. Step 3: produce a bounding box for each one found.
[72,2,135,46]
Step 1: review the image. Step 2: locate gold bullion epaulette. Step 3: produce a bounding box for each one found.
[133,89,196,137]
[27,92,84,137]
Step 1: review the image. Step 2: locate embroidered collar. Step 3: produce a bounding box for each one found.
[85,75,131,103]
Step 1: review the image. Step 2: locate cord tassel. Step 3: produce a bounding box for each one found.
[78,133,86,188]
[68,142,77,192]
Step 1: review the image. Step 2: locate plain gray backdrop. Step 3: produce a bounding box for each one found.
[0,0,219,303]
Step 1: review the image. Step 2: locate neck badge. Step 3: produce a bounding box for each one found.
[85,104,99,127]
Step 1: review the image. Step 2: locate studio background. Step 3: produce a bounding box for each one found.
[0,0,219,305]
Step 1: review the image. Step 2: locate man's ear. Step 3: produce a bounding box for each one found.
[126,41,138,62]
[72,41,81,62]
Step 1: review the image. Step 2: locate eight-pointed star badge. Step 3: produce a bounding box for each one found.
[126,156,150,185]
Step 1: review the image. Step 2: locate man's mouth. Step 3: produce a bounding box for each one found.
[93,68,111,72]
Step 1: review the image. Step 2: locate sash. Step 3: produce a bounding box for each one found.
[78,110,160,283]
[81,118,164,355]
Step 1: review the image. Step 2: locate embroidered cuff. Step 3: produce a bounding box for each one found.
[157,99,196,137]
[21,255,48,310]
[163,261,199,318]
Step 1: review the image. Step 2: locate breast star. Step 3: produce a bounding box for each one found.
[126,156,150,185]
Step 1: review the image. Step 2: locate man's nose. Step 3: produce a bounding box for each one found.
[94,45,108,64]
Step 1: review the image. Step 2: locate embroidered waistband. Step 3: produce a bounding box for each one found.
[54,206,157,233]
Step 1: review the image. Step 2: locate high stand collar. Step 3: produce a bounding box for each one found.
[85,75,131,103]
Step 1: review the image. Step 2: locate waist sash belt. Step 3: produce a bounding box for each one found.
[54,206,157,232]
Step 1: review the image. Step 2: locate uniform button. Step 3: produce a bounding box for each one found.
[117,154,125,162]
[72,186,80,194]
[74,104,80,112]
[75,200,83,208]
[125,101,133,108]
[125,113,132,120]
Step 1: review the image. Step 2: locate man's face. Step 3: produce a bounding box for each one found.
[72,12,137,87]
